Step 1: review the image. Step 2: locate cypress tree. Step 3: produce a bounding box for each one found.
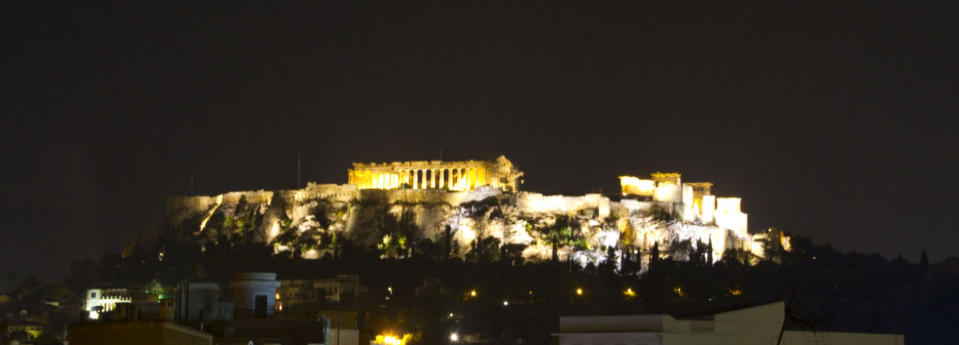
[920,249,930,274]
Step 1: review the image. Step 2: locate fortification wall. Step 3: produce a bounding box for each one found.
[159,181,761,266]
[516,192,610,218]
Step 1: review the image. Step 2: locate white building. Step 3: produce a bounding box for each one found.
[228,272,281,319]
[555,302,903,345]
[620,172,749,236]
[84,288,132,320]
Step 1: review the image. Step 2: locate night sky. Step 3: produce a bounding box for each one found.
[2,0,957,285]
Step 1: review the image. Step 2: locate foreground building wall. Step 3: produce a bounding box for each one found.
[556,302,904,345]
[68,321,213,345]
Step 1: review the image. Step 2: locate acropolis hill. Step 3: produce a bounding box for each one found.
[160,155,786,267]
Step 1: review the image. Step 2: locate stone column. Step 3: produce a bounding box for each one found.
[451,168,458,189]
[468,168,475,190]
[457,168,463,189]
[439,168,445,189]
[413,170,419,189]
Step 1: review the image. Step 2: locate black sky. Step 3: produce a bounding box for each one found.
[2,0,957,284]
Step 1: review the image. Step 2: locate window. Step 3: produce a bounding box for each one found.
[90,292,97,298]
[254,295,268,319]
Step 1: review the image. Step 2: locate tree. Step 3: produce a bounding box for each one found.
[499,244,527,266]
[13,275,41,300]
[397,209,418,258]
[4,269,16,287]
[760,227,787,264]
[707,238,714,265]
[650,242,660,269]
[667,240,694,261]
[466,237,500,264]
[532,216,584,263]
[441,224,456,260]
[598,246,618,276]
[920,249,930,274]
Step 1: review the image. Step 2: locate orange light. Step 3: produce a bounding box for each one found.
[673,286,685,297]
[374,334,411,345]
[576,288,583,296]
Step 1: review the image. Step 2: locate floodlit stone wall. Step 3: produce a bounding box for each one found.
[159,165,770,269]
[166,187,763,269]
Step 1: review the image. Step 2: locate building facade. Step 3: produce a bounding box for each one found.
[277,274,362,309]
[348,155,523,192]
[228,272,281,319]
[84,288,133,320]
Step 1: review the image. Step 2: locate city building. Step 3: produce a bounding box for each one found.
[228,273,281,319]
[554,302,903,345]
[277,274,363,308]
[84,288,133,320]
[6,320,43,342]
[177,281,233,321]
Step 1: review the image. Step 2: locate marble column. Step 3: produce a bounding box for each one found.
[439,168,445,189]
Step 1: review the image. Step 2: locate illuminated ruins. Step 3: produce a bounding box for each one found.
[164,155,783,269]
[348,155,523,192]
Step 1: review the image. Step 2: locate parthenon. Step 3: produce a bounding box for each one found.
[347,155,524,192]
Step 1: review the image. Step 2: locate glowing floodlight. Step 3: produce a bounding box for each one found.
[374,334,411,345]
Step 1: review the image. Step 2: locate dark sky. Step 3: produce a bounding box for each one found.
[2,0,957,285]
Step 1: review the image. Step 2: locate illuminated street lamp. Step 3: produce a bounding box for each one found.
[576,288,584,296]
[450,332,459,342]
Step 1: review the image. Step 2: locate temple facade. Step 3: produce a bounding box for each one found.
[347,155,523,192]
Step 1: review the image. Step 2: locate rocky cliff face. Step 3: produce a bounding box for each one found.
[158,182,761,268]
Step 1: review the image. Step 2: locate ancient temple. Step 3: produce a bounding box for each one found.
[347,155,523,192]
[619,172,747,236]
